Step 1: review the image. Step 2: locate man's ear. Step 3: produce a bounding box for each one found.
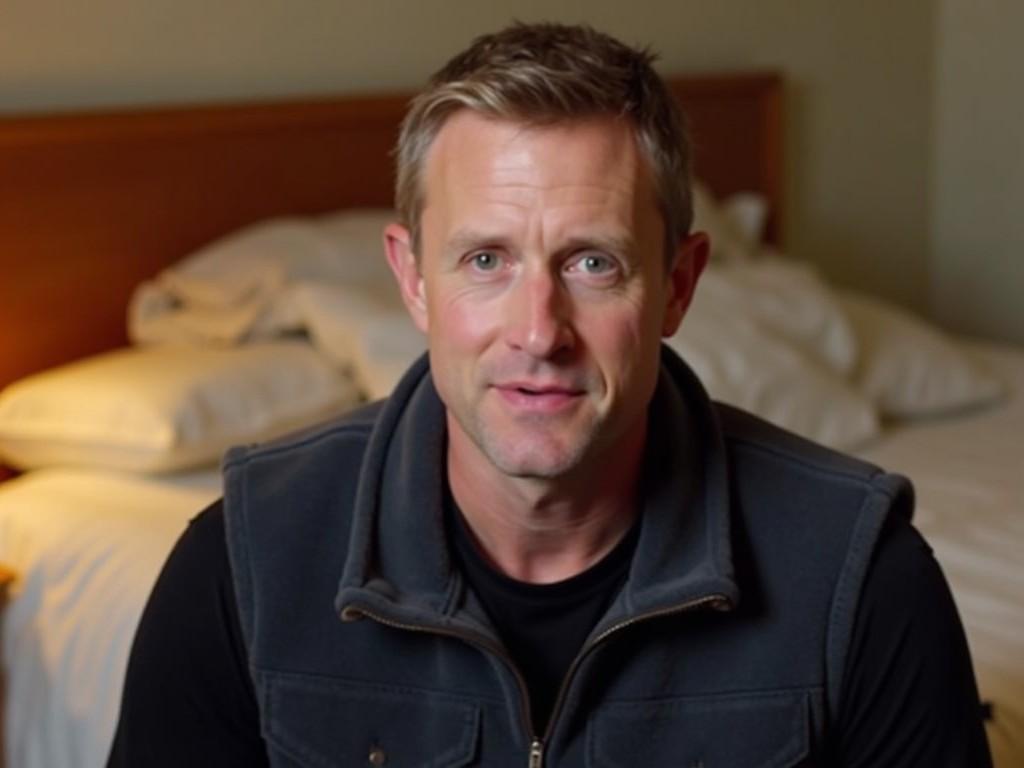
[384,222,429,334]
[661,232,709,337]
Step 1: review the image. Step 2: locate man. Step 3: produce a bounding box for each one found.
[109,23,991,767]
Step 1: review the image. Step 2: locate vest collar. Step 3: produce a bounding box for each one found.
[335,346,739,627]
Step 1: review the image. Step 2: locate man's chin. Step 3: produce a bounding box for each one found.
[477,435,592,481]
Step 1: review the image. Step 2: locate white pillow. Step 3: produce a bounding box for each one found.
[837,290,1004,418]
[293,283,426,400]
[0,341,361,473]
[692,181,757,263]
[697,258,859,376]
[129,208,397,345]
[669,292,880,450]
[720,191,769,248]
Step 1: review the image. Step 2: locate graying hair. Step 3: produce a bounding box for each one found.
[393,22,693,261]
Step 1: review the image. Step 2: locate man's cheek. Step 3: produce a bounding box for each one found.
[439,301,498,350]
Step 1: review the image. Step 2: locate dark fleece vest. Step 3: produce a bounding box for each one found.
[223,347,912,767]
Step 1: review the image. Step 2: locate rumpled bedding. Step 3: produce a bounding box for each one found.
[0,469,222,768]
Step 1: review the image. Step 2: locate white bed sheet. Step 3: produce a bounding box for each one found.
[857,340,1024,767]
[0,468,221,768]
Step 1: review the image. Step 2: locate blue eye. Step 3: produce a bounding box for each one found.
[471,251,500,271]
[577,253,614,274]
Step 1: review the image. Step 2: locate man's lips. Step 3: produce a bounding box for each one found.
[492,381,586,412]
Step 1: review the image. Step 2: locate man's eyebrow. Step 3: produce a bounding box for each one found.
[561,233,636,256]
[445,228,506,253]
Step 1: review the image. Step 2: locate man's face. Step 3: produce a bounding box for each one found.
[386,111,705,482]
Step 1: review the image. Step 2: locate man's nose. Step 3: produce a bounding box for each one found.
[505,267,575,358]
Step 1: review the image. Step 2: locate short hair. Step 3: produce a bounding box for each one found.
[394,22,693,259]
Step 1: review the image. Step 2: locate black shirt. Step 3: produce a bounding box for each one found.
[107,501,991,767]
[449,501,639,735]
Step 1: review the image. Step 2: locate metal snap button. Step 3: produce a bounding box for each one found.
[368,745,387,766]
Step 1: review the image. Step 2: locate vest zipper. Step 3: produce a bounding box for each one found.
[342,592,730,766]
[528,738,544,768]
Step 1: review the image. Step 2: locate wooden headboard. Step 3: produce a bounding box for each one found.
[0,72,781,391]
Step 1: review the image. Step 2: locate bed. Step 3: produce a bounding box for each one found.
[1,72,1020,768]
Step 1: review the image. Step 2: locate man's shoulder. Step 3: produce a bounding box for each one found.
[218,401,387,616]
[219,399,387,530]
[712,401,912,515]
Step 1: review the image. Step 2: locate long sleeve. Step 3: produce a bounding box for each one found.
[830,514,992,766]
[107,501,268,767]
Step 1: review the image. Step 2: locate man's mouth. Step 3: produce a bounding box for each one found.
[493,382,585,412]
[498,380,584,394]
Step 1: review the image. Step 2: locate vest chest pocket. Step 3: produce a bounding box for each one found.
[586,690,811,768]
[261,672,480,768]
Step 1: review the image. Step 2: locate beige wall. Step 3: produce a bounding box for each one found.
[2,1,936,315]
[932,0,1024,344]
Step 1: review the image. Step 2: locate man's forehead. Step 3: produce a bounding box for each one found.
[421,110,654,207]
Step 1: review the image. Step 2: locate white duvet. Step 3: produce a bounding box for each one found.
[0,469,221,768]
[857,342,1024,767]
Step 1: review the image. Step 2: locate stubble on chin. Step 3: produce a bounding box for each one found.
[455,397,603,480]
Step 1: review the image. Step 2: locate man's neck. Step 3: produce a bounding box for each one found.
[447,423,645,585]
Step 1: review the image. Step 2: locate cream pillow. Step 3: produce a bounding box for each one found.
[838,290,1004,418]
[669,290,880,450]
[697,259,859,376]
[720,191,769,249]
[0,341,361,473]
[692,181,758,263]
[129,208,396,345]
[293,283,425,401]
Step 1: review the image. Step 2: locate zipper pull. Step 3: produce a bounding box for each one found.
[528,738,544,768]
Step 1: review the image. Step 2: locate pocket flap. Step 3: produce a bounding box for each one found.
[588,690,810,768]
[263,673,480,768]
